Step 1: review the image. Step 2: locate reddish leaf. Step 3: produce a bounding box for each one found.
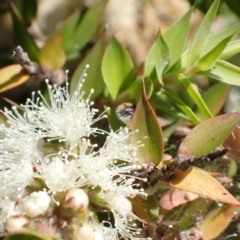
[130,83,164,165]
[171,167,240,206]
[177,112,240,157]
[131,195,159,223]
[223,126,240,160]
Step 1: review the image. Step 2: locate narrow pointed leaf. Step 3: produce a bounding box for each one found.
[144,42,156,77]
[195,83,230,120]
[178,112,240,157]
[0,64,29,93]
[163,87,200,125]
[199,204,238,240]
[60,12,81,60]
[62,1,107,60]
[14,0,37,22]
[178,74,213,119]
[39,35,65,70]
[70,36,105,99]
[206,60,240,86]
[171,168,240,206]
[128,77,153,102]
[130,83,164,165]
[203,22,240,56]
[187,0,220,68]
[71,0,107,49]
[155,31,170,84]
[198,35,233,71]
[163,8,192,68]
[102,37,134,99]
[220,39,240,60]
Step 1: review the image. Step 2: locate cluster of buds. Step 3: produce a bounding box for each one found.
[4,189,104,240]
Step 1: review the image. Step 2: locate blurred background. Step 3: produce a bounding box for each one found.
[0,0,239,109]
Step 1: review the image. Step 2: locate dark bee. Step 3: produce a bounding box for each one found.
[115,103,136,125]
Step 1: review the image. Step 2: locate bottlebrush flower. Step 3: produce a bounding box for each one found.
[0,66,148,240]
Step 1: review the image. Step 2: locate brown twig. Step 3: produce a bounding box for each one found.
[148,148,229,187]
[12,46,65,85]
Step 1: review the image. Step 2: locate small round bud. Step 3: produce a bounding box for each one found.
[19,191,51,217]
[4,215,29,233]
[63,189,89,212]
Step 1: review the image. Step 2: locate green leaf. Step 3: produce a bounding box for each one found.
[60,13,81,60]
[206,60,240,86]
[151,94,190,121]
[5,232,63,240]
[177,112,240,157]
[195,82,230,120]
[163,87,200,125]
[225,0,240,19]
[155,31,170,84]
[178,74,213,119]
[198,34,233,71]
[10,2,39,62]
[102,37,134,99]
[203,22,240,56]
[70,36,105,100]
[128,77,153,102]
[14,0,37,22]
[39,35,65,70]
[144,42,156,78]
[61,1,107,60]
[130,83,164,165]
[163,8,192,69]
[186,0,220,68]
[106,106,123,131]
[220,39,240,60]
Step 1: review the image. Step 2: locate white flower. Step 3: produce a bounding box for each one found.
[94,231,104,240]
[0,107,43,169]
[78,128,146,197]
[0,199,21,235]
[0,160,34,199]
[38,151,87,193]
[23,67,106,149]
[18,191,51,217]
[100,193,144,240]
[0,66,149,239]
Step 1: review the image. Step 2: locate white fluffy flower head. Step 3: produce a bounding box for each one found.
[0,66,149,240]
[22,66,106,149]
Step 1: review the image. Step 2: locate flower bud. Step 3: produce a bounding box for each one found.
[63,189,89,212]
[28,174,46,191]
[4,215,29,233]
[19,191,51,217]
[68,223,94,240]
